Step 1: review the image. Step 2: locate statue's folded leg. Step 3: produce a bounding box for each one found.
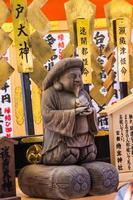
[82,161,119,195]
[42,143,80,165]
[79,143,97,163]
[18,164,91,199]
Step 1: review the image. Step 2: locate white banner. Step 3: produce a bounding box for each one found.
[0,50,13,137]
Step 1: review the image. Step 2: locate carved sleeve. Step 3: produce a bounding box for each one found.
[41,89,76,137]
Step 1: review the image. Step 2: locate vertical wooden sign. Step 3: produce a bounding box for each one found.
[11,0,33,73]
[0,137,20,199]
[76,18,92,84]
[11,0,35,135]
[116,18,130,82]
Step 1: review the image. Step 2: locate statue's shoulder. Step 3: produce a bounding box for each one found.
[43,86,56,94]
[43,86,59,100]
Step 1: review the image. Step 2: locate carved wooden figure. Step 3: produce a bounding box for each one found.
[41,58,98,165]
[18,58,119,199]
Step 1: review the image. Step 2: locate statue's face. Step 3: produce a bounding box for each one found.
[59,68,83,96]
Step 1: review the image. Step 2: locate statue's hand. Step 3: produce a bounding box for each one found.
[75,106,88,115]
[79,107,93,116]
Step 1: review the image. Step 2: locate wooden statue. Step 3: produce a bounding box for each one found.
[18,58,119,199]
[41,57,98,165]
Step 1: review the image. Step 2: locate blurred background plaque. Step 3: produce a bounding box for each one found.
[0,137,20,199]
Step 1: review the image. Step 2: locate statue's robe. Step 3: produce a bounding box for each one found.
[41,86,98,164]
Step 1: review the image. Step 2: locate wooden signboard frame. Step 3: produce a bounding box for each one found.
[100,94,133,182]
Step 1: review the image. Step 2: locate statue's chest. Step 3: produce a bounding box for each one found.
[58,92,76,110]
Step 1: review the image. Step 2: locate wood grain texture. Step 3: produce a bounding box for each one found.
[16,178,117,200]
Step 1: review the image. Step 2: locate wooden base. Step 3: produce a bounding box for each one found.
[16,177,117,200]
[119,171,133,182]
[1,197,21,200]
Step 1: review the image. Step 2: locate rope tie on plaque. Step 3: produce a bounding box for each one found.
[64,0,116,107]
[0,0,14,89]
[10,0,55,133]
[27,0,55,126]
[104,0,133,98]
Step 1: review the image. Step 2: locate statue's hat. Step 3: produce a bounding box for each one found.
[43,57,84,90]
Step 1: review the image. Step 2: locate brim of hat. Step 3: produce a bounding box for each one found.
[42,57,84,90]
